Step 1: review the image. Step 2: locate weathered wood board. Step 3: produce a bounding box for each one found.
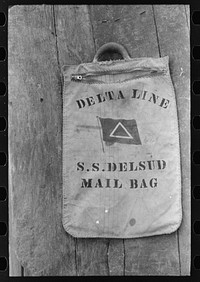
[8,5,190,276]
[153,6,190,276]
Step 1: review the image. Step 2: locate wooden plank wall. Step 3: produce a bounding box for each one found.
[8,5,190,276]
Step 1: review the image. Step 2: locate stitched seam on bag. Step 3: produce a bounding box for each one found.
[167,74,183,226]
[63,221,182,238]
[79,56,169,68]
[154,73,182,226]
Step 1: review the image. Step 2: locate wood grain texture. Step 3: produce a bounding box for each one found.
[75,239,109,276]
[107,239,125,276]
[8,5,76,275]
[184,5,190,31]
[153,5,190,275]
[53,5,112,276]
[90,5,181,276]
[8,4,190,276]
[125,235,180,275]
[54,5,95,66]
[9,245,22,276]
[9,147,22,276]
[90,5,159,58]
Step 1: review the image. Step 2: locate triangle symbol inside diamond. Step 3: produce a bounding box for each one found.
[109,122,133,139]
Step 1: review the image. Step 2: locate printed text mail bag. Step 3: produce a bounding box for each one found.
[62,43,182,238]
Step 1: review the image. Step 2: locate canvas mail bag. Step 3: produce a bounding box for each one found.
[62,42,182,238]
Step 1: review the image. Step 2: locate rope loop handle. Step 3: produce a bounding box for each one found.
[93,42,131,62]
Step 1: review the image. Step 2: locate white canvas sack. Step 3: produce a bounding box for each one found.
[62,42,182,238]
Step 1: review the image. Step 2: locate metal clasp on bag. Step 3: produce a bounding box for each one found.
[71,74,83,81]
[70,68,167,84]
